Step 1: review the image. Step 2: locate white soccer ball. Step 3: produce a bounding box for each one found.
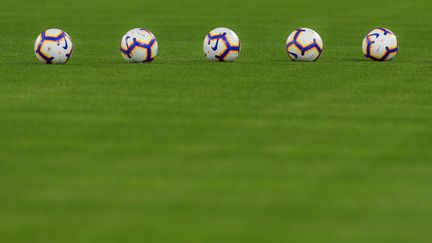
[362,28,398,61]
[120,28,158,63]
[286,28,323,62]
[34,28,73,64]
[204,27,241,62]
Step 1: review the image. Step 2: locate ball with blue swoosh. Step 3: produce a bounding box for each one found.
[286,28,323,62]
[362,28,398,61]
[204,27,241,62]
[120,28,158,63]
[34,28,73,64]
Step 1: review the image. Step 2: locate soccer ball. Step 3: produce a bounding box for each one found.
[286,28,323,62]
[120,28,158,63]
[204,27,240,62]
[363,28,398,61]
[34,28,73,64]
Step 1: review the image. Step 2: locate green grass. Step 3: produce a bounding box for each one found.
[1,0,432,242]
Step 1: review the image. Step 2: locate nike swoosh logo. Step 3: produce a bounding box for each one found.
[62,38,68,50]
[288,51,298,59]
[211,32,226,51]
[211,38,220,51]
[368,33,380,38]
[125,36,133,49]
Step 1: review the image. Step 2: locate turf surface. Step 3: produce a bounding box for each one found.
[1,0,432,242]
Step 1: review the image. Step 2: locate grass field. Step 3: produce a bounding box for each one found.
[1,0,432,242]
